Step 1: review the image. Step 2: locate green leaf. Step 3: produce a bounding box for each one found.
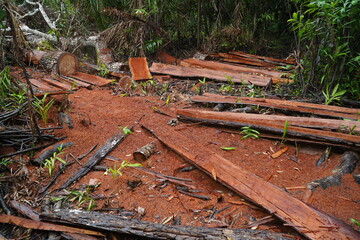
[220,146,236,151]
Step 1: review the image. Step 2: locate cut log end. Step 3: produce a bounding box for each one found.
[133,142,156,162]
[38,51,79,75]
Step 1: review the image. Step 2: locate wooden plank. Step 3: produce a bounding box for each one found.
[218,53,277,68]
[150,63,271,87]
[68,72,112,86]
[29,78,59,91]
[192,94,360,120]
[41,78,76,90]
[52,73,91,88]
[141,120,360,240]
[183,109,359,131]
[0,215,103,236]
[176,109,360,148]
[180,58,288,78]
[129,57,152,81]
[230,51,295,65]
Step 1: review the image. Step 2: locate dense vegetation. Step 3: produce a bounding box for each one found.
[1,0,359,100]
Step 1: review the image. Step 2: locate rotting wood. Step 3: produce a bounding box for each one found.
[176,109,360,148]
[180,58,288,78]
[40,209,297,240]
[60,128,132,189]
[68,72,112,86]
[32,142,73,166]
[150,63,271,87]
[9,200,40,221]
[129,57,152,81]
[0,214,103,236]
[141,119,360,240]
[307,151,359,190]
[192,93,360,120]
[133,142,156,162]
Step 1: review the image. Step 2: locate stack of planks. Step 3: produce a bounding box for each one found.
[150,51,294,86]
[18,50,113,95]
[177,93,360,150]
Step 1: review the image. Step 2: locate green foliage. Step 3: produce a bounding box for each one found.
[0,158,12,166]
[36,40,55,51]
[32,93,54,124]
[51,183,101,211]
[288,0,360,98]
[105,161,142,179]
[240,126,260,140]
[281,120,289,144]
[145,38,163,54]
[219,76,235,94]
[0,67,27,111]
[350,218,360,227]
[43,146,67,176]
[0,67,11,98]
[322,83,346,105]
[117,126,132,135]
[98,63,109,77]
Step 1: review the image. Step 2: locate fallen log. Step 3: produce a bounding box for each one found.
[9,200,40,221]
[181,58,287,78]
[192,93,360,120]
[0,214,103,236]
[40,209,297,240]
[141,119,360,240]
[150,63,271,87]
[32,142,73,166]
[60,128,132,189]
[129,57,152,81]
[176,109,360,148]
[27,50,79,75]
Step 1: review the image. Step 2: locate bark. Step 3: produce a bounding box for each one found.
[39,51,78,75]
[60,128,132,189]
[141,119,360,240]
[40,209,297,240]
[0,214,103,236]
[68,72,112,86]
[307,151,359,190]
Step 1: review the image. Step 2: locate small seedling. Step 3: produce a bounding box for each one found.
[220,146,236,151]
[43,145,67,176]
[33,93,54,124]
[105,161,142,179]
[240,126,260,139]
[165,95,171,105]
[52,183,100,211]
[281,120,289,144]
[118,126,132,135]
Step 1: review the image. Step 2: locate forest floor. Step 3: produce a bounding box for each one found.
[1,69,360,239]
